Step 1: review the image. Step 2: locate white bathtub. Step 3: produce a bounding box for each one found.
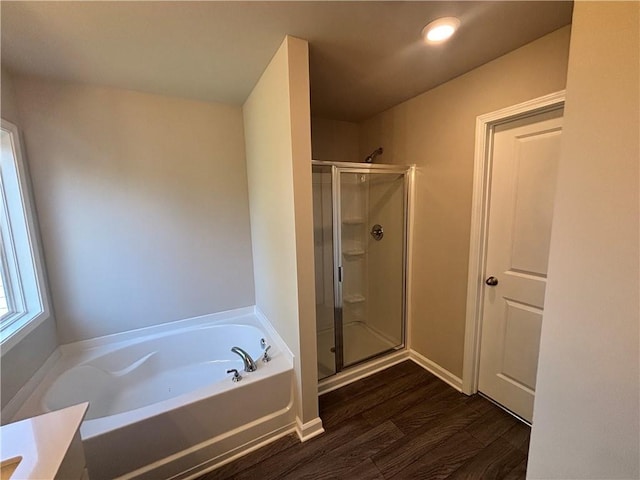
[14,308,296,480]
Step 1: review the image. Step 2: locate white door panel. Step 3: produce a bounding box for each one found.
[500,271,546,308]
[501,300,543,391]
[478,110,563,422]
[510,131,561,274]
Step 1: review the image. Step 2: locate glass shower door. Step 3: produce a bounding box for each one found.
[337,169,406,368]
[312,165,337,380]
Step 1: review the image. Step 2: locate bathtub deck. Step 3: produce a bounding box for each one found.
[199,360,529,480]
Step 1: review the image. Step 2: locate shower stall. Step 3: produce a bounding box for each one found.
[312,161,410,381]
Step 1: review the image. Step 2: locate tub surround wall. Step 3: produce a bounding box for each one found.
[528,3,639,478]
[243,35,322,436]
[1,319,58,414]
[358,26,571,379]
[0,67,59,414]
[11,75,255,343]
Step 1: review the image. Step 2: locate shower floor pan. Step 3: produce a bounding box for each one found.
[317,321,398,378]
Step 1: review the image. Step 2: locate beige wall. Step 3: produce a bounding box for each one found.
[1,68,59,413]
[13,75,255,343]
[528,3,639,478]
[311,116,360,162]
[289,38,321,427]
[359,26,571,377]
[243,36,319,425]
[1,67,21,124]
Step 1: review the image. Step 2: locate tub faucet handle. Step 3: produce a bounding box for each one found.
[226,368,242,382]
[262,345,272,363]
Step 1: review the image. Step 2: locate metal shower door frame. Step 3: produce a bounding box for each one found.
[323,161,410,374]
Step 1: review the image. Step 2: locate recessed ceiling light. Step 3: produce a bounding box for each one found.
[422,17,460,44]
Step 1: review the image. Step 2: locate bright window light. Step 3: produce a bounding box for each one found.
[0,119,52,352]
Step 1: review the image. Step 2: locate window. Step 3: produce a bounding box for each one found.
[0,119,51,352]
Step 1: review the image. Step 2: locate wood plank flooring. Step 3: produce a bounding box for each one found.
[198,361,530,480]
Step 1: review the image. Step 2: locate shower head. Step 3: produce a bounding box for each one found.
[364,147,383,163]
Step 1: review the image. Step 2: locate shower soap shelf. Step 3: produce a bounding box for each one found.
[343,294,366,304]
[343,249,365,257]
[342,217,364,225]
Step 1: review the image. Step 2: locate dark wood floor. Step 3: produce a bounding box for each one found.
[199,361,530,479]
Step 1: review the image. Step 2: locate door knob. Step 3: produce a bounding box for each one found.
[485,276,499,286]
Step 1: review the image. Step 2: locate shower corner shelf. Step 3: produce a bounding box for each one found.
[343,294,366,304]
[343,248,365,257]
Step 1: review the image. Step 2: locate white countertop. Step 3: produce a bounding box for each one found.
[1,403,88,480]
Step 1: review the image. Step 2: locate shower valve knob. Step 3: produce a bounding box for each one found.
[370,224,384,241]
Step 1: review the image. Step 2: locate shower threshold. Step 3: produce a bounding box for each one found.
[317,321,400,379]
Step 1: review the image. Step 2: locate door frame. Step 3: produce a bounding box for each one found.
[461,91,566,395]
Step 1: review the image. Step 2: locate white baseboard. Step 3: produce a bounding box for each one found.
[409,349,463,392]
[317,349,462,396]
[1,347,60,423]
[318,349,410,396]
[295,416,324,442]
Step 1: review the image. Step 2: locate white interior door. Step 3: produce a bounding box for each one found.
[478,109,563,422]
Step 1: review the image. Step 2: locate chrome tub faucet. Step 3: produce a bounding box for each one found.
[231,346,257,372]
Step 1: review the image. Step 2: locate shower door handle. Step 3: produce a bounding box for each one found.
[338,266,343,282]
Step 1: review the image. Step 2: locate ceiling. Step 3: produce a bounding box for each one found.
[1,1,573,122]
